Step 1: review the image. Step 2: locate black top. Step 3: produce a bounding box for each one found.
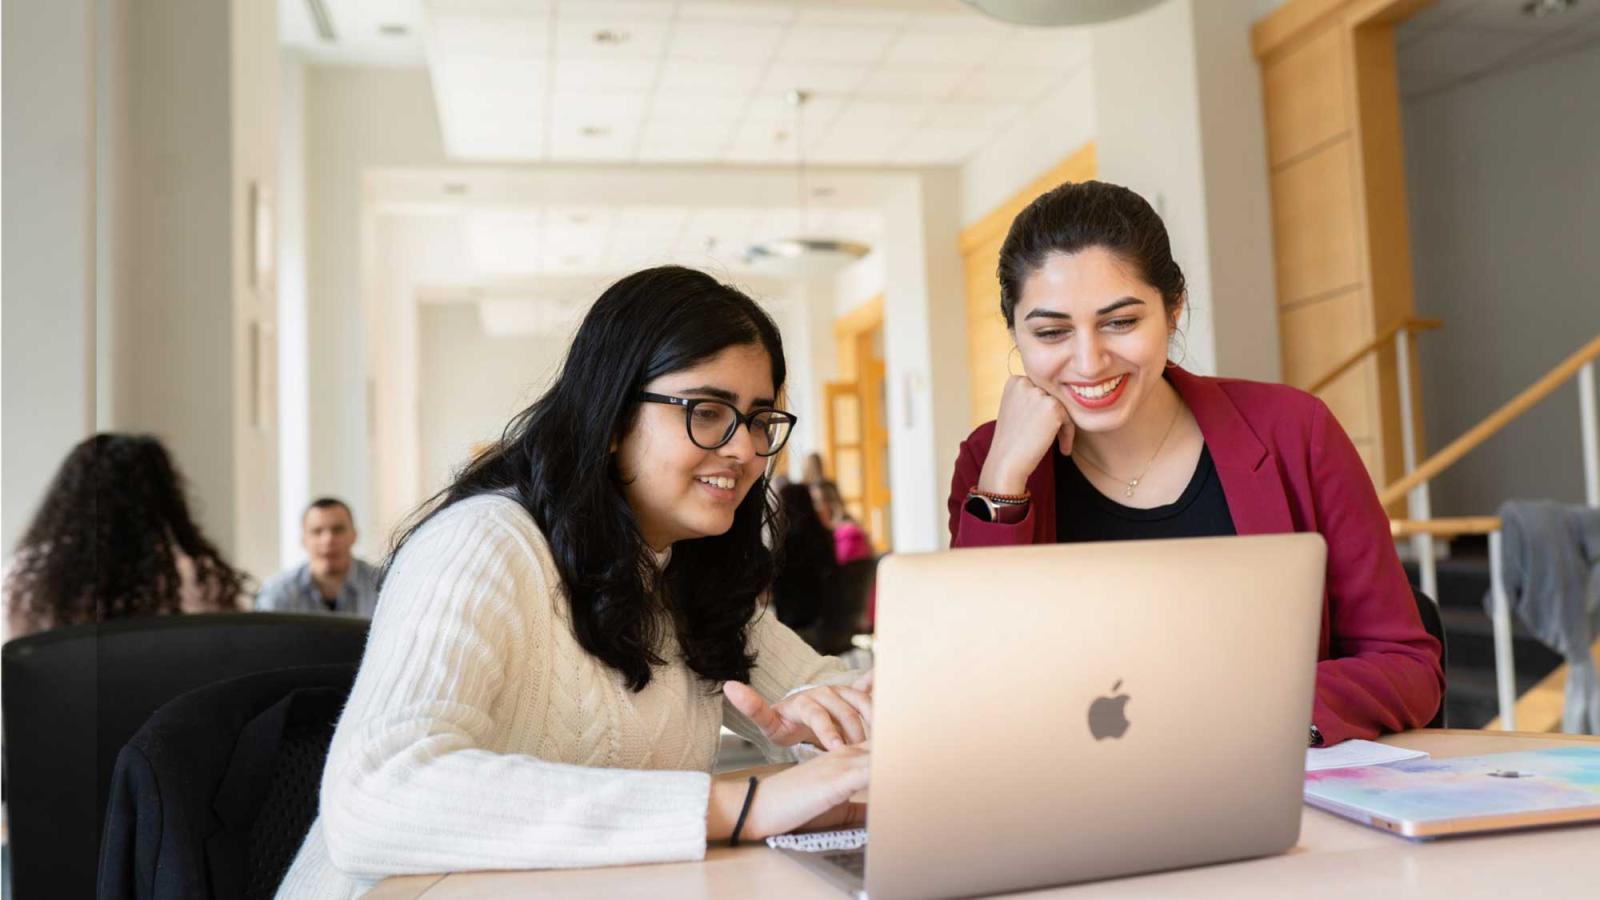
[1054,444,1237,543]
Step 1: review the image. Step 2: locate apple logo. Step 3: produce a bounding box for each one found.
[1088,679,1131,740]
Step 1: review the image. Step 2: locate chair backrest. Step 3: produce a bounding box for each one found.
[97,663,357,900]
[1410,586,1449,728]
[2,613,369,899]
[807,556,879,656]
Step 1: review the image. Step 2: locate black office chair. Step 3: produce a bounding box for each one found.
[98,663,357,900]
[803,556,880,656]
[2,613,369,900]
[1411,586,1449,728]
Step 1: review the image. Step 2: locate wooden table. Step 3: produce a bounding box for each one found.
[370,730,1600,899]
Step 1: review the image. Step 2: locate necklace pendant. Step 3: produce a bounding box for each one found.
[1125,479,1138,498]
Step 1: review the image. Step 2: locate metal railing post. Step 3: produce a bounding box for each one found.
[1488,529,1516,731]
[1395,328,1437,599]
[1580,361,1598,509]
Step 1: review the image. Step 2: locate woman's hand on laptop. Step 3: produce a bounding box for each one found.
[723,672,873,750]
[745,743,871,841]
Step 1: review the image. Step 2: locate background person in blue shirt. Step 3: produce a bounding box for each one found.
[256,498,379,616]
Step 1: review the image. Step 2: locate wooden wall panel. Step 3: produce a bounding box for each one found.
[1255,0,1424,495]
[1269,141,1363,304]
[1262,26,1350,166]
[1280,289,1378,441]
[960,143,1096,428]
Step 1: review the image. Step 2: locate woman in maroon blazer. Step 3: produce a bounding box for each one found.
[948,181,1443,747]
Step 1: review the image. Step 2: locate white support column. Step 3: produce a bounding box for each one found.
[1488,529,1516,731]
[1579,360,1598,509]
[1395,331,1437,599]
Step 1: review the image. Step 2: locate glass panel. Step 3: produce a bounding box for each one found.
[832,393,861,444]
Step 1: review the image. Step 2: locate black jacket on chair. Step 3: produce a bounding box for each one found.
[98,664,357,900]
[2,613,368,899]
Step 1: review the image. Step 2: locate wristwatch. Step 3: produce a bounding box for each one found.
[964,490,1029,523]
[1308,724,1324,747]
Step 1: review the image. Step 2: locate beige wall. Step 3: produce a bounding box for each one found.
[2,0,98,554]
[303,66,447,557]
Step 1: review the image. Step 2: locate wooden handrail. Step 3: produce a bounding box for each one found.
[1389,516,1501,539]
[1380,333,1600,507]
[1306,317,1443,394]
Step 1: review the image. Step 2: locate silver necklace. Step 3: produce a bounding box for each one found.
[1074,402,1184,499]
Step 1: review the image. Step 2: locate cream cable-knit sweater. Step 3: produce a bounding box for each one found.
[276,494,850,899]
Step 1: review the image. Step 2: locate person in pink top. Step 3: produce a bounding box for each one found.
[810,480,873,564]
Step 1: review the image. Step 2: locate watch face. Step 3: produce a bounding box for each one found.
[965,494,993,522]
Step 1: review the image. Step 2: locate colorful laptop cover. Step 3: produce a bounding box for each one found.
[1303,746,1600,838]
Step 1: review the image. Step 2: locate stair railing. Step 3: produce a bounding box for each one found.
[1378,333,1600,729]
[1304,317,1445,597]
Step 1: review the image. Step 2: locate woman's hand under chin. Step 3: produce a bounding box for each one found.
[979,375,1075,495]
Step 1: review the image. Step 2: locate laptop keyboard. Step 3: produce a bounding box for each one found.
[821,848,867,879]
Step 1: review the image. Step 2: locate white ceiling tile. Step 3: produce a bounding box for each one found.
[555,18,670,59]
[559,1,677,22]
[1397,0,1477,44]
[648,92,748,123]
[678,1,796,25]
[668,20,786,61]
[924,100,1023,131]
[759,62,871,95]
[892,127,991,164]
[467,213,543,275]
[553,57,660,91]
[613,206,689,235]
[811,124,909,163]
[637,120,737,161]
[884,28,1010,65]
[952,65,1065,102]
[655,59,763,95]
[829,98,930,132]
[427,0,554,14]
[903,11,1012,36]
[550,90,651,124]
[740,92,843,127]
[855,64,968,99]
[793,6,910,28]
[542,246,605,273]
[996,29,1091,69]
[776,24,899,64]
[429,13,551,58]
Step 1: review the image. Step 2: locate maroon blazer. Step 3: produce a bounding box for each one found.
[947,367,1445,745]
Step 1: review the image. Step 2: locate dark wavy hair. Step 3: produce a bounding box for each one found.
[997,180,1188,328]
[5,433,247,634]
[388,266,787,692]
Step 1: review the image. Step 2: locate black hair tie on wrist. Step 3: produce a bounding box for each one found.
[729,775,760,846]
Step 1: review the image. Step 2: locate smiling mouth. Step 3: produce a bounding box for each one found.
[696,475,736,490]
[1066,374,1127,400]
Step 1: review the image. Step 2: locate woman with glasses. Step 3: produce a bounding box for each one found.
[280,267,870,898]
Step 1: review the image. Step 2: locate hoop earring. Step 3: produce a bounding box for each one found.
[1008,345,1024,377]
[1167,330,1188,369]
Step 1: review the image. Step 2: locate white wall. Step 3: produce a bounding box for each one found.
[881,170,971,551]
[2,0,98,553]
[303,66,447,555]
[1402,45,1600,516]
[417,303,566,497]
[959,69,1097,227]
[1090,0,1280,381]
[278,53,311,565]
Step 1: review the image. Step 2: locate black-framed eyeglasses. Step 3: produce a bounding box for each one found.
[637,392,797,457]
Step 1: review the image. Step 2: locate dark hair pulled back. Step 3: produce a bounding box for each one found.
[997,180,1187,328]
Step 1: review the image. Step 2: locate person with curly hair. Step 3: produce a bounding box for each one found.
[4,433,248,638]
